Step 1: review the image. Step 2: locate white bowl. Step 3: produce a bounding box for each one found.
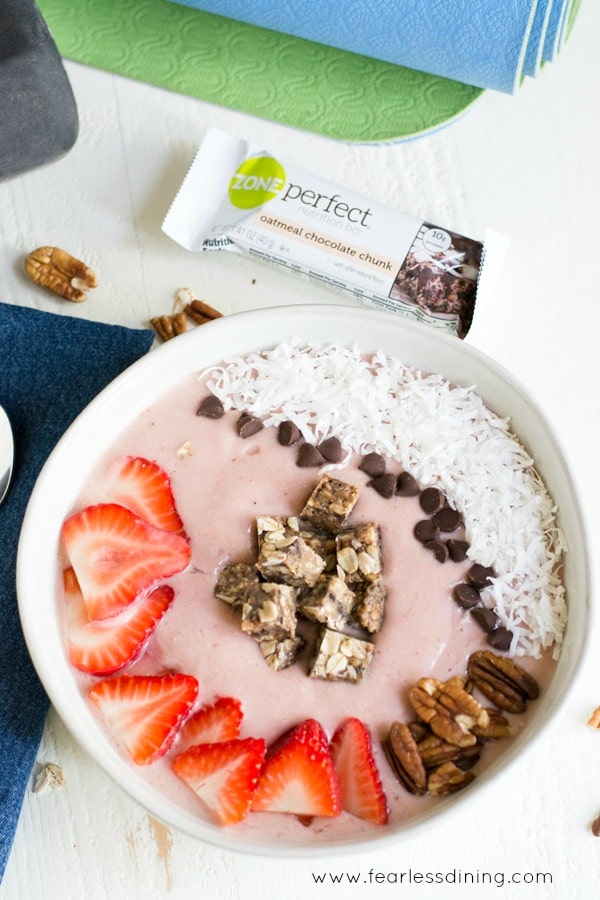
[17,304,590,856]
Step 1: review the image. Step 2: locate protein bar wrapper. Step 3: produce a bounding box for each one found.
[163,128,497,338]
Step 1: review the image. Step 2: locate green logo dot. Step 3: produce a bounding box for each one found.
[228,155,286,210]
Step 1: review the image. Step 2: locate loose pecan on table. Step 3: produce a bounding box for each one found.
[25,246,97,302]
[150,312,187,342]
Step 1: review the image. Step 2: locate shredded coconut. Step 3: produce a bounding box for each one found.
[202,341,567,659]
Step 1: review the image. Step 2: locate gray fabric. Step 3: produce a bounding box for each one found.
[0,0,78,181]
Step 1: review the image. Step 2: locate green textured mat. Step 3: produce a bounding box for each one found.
[37,0,483,143]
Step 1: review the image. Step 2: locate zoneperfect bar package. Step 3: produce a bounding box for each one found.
[163,128,490,338]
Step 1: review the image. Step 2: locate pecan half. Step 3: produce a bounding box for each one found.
[427,761,475,796]
[587,707,600,729]
[150,313,187,342]
[184,297,223,324]
[467,650,539,714]
[406,720,429,743]
[25,246,97,302]
[408,677,488,748]
[471,708,513,740]
[384,721,427,795]
[417,733,466,769]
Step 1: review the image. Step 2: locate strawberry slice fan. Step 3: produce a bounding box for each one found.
[0,303,154,884]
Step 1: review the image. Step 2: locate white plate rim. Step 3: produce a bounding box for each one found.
[16,303,592,856]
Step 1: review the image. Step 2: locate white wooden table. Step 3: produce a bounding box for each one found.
[1,4,599,897]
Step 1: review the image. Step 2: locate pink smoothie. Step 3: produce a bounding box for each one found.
[62,370,558,841]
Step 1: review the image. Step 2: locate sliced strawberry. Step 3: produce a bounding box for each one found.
[63,567,174,676]
[88,673,198,765]
[179,696,243,748]
[172,738,266,826]
[251,718,342,818]
[62,502,190,620]
[330,717,388,825]
[101,456,186,536]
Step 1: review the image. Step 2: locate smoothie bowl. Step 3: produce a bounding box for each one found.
[17,304,589,855]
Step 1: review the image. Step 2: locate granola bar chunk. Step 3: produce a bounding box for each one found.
[256,516,324,588]
[241,583,297,640]
[308,627,374,683]
[298,525,337,573]
[298,575,355,631]
[336,523,383,584]
[258,635,305,671]
[300,475,360,534]
[214,562,258,612]
[351,579,386,633]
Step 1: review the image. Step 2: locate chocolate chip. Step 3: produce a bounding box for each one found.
[419,487,444,514]
[471,607,499,633]
[278,420,301,446]
[414,519,439,543]
[591,815,600,837]
[237,413,263,438]
[467,563,495,589]
[318,436,343,463]
[487,627,513,651]
[453,583,481,609]
[432,507,461,532]
[296,443,325,468]
[368,472,397,498]
[396,471,419,496]
[425,540,449,563]
[360,452,386,477]
[196,395,224,418]
[447,539,469,562]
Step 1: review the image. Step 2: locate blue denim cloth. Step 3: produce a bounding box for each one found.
[0,303,153,882]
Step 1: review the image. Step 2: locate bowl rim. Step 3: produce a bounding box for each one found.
[16,303,592,855]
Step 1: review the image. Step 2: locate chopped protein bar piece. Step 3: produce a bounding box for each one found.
[298,575,355,631]
[241,583,297,640]
[336,523,383,584]
[351,580,386,634]
[256,516,324,588]
[308,627,374,683]
[300,475,360,533]
[258,635,305,671]
[298,525,337,573]
[214,562,259,612]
